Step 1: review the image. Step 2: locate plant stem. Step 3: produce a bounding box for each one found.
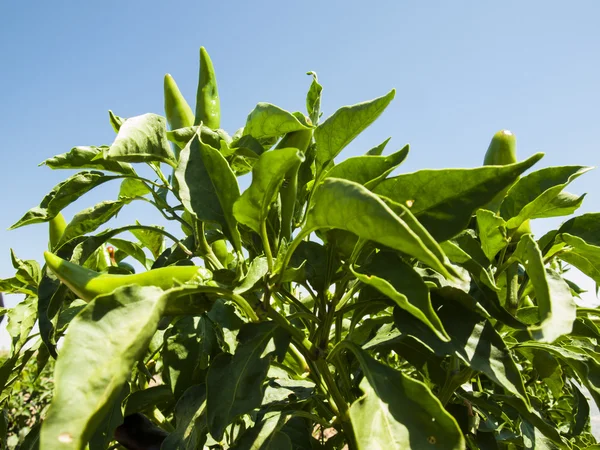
[194,221,224,270]
[315,359,357,450]
[260,220,274,272]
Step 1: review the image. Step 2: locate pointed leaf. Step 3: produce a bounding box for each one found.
[162,385,208,450]
[234,257,268,294]
[233,148,305,234]
[175,131,242,250]
[352,251,449,341]
[243,103,311,140]
[517,342,600,412]
[441,233,498,291]
[306,71,322,125]
[305,178,458,279]
[163,316,218,401]
[509,235,576,342]
[10,171,121,229]
[40,285,167,450]
[477,209,509,261]
[59,200,125,245]
[314,90,395,171]
[373,153,544,241]
[118,178,151,199]
[206,322,290,440]
[324,144,409,189]
[337,342,465,450]
[393,291,530,404]
[103,113,176,167]
[41,146,135,175]
[366,137,391,156]
[501,166,592,229]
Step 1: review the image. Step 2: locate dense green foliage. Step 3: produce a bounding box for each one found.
[1,47,600,449]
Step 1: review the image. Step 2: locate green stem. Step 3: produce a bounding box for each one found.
[274,230,310,285]
[315,359,357,450]
[172,285,258,322]
[265,305,316,359]
[194,222,224,270]
[260,220,274,272]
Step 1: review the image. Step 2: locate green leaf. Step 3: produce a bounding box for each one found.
[517,342,600,412]
[337,342,465,450]
[124,385,174,416]
[40,285,167,450]
[324,144,409,189]
[501,166,592,229]
[314,90,395,173]
[233,148,305,235]
[557,212,600,246]
[477,209,509,261]
[243,103,311,140]
[88,384,129,450]
[118,178,151,199]
[41,146,135,175]
[206,322,290,440]
[162,385,208,450]
[352,251,449,342]
[108,110,126,133]
[509,235,576,342]
[11,249,42,286]
[130,221,165,259]
[289,240,336,293]
[546,214,600,284]
[175,131,242,251]
[366,137,391,156]
[6,296,37,355]
[234,257,268,294]
[59,200,125,245]
[304,178,458,280]
[107,238,148,268]
[10,171,121,229]
[306,71,322,125]
[103,113,176,167]
[231,411,290,450]
[393,290,530,404]
[163,316,218,401]
[315,89,396,173]
[441,233,498,291]
[373,153,544,241]
[167,124,224,150]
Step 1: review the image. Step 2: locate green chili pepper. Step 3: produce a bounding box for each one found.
[44,251,212,302]
[483,129,531,237]
[483,130,517,166]
[194,47,220,129]
[211,239,230,267]
[164,74,195,131]
[276,127,314,243]
[48,213,67,251]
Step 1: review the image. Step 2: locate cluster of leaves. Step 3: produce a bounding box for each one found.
[0,351,54,449]
[1,50,600,450]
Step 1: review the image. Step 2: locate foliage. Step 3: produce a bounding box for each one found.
[1,47,600,450]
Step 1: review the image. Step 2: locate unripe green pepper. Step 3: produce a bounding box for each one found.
[211,239,230,267]
[164,74,195,131]
[194,47,220,129]
[483,129,531,238]
[483,130,517,166]
[48,213,67,251]
[44,251,212,303]
[276,127,314,243]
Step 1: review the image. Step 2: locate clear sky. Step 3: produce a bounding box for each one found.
[1,1,599,345]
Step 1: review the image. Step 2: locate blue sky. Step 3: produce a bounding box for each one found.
[1,2,599,344]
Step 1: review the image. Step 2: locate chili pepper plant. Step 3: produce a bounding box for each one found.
[1,47,600,450]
